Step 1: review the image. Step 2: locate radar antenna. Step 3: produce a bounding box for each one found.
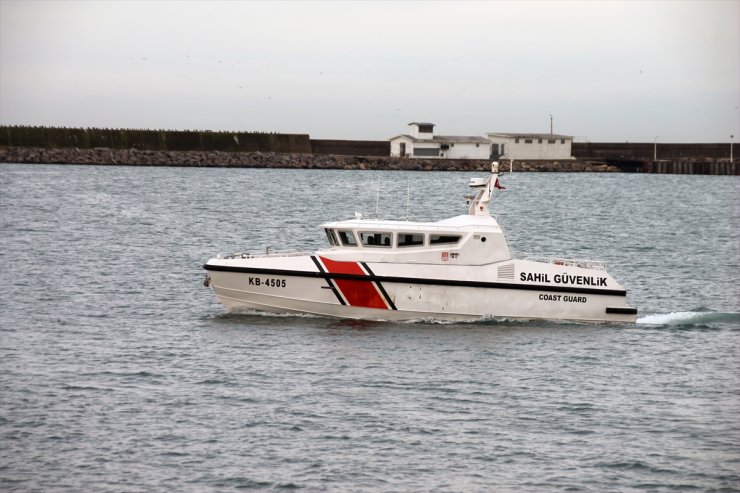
[467,161,505,216]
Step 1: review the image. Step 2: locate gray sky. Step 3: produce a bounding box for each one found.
[1,0,738,142]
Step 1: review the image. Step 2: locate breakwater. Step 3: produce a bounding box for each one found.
[0,126,311,153]
[311,139,390,156]
[644,160,736,175]
[2,126,735,173]
[573,142,733,161]
[0,146,622,172]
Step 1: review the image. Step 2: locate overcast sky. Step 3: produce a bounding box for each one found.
[1,0,738,142]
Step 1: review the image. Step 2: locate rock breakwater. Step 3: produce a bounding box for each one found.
[0,147,620,172]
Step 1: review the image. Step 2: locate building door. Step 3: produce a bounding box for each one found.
[399,142,406,157]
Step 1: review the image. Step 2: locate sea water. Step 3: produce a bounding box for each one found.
[1,164,738,492]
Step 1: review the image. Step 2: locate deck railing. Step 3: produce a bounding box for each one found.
[522,255,607,271]
[220,250,311,260]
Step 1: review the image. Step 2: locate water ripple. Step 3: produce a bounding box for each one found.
[1,165,738,492]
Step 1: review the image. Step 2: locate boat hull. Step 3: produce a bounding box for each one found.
[204,255,637,323]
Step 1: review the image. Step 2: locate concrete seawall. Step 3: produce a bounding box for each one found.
[0,147,620,172]
[644,160,737,175]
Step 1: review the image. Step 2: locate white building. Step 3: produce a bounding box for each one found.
[486,133,574,160]
[390,122,491,159]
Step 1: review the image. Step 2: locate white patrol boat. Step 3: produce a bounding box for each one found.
[203,163,637,323]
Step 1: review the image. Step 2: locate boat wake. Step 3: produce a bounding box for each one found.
[637,310,740,327]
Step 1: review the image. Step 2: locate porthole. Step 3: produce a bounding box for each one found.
[481,237,487,242]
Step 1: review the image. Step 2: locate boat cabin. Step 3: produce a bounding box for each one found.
[319,215,512,266]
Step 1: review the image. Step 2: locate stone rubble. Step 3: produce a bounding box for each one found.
[0,147,621,172]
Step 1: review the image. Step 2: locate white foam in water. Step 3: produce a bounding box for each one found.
[637,311,739,325]
[637,312,697,324]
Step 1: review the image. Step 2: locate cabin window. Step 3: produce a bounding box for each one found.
[430,234,461,245]
[397,233,425,247]
[359,231,392,248]
[324,229,339,246]
[338,230,358,246]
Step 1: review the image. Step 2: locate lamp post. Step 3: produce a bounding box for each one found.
[731,135,734,162]
[653,136,659,161]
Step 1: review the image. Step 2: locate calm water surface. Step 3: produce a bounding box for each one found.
[1,164,739,492]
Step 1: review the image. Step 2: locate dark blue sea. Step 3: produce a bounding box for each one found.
[1,163,739,492]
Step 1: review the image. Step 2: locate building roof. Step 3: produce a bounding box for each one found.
[434,135,490,144]
[487,132,573,139]
[389,134,490,144]
[408,122,435,127]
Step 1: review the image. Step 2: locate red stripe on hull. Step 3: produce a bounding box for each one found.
[319,257,388,309]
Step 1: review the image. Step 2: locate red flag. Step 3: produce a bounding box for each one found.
[494,178,506,190]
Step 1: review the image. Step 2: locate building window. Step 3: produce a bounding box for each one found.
[538,139,543,143]
[524,139,533,144]
[475,143,480,147]
[418,125,434,134]
[561,139,566,144]
[515,138,520,143]
[413,148,440,157]
[548,139,556,144]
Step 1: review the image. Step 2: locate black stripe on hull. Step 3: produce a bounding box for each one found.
[606,307,638,315]
[360,262,398,311]
[309,256,346,306]
[204,263,628,297]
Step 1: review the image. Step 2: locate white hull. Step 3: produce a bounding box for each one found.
[204,164,637,323]
[205,255,637,323]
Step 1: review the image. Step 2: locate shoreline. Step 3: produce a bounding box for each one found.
[1,146,736,174]
[0,147,622,172]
